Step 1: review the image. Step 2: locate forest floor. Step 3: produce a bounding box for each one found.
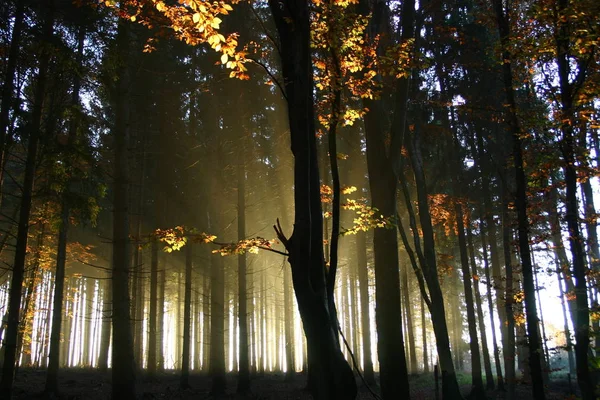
[11,368,578,399]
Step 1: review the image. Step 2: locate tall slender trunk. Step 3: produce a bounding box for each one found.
[0,1,53,395]
[476,129,507,389]
[180,241,193,388]
[356,231,375,385]
[111,11,136,398]
[421,295,428,373]
[157,266,165,371]
[467,225,494,389]
[237,156,250,392]
[147,239,158,376]
[0,0,25,207]
[501,183,516,400]
[554,0,594,390]
[98,272,112,372]
[209,248,226,394]
[455,204,485,398]
[402,264,417,374]
[283,259,295,379]
[406,118,463,399]
[269,2,357,398]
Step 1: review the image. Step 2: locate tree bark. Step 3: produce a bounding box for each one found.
[493,2,547,397]
[148,239,158,377]
[455,204,485,399]
[268,2,357,398]
[0,0,25,208]
[0,1,53,395]
[111,9,136,398]
[467,225,495,389]
[237,154,251,393]
[180,241,193,388]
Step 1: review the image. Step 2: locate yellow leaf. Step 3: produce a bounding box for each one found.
[223,4,233,11]
[193,12,200,23]
[130,15,136,22]
[211,17,222,29]
[221,53,228,64]
[156,1,165,11]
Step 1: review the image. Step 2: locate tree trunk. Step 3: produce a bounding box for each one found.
[157,265,165,371]
[148,239,158,376]
[237,157,251,392]
[209,249,226,394]
[467,225,495,389]
[0,1,53,395]
[421,295,428,373]
[111,10,136,398]
[554,2,595,390]
[501,183,516,400]
[406,117,464,399]
[98,272,112,372]
[180,241,193,388]
[455,205,485,399]
[476,132,505,390]
[0,0,25,208]
[268,2,357,398]
[356,230,375,385]
[493,2,547,397]
[402,264,418,375]
[283,258,296,379]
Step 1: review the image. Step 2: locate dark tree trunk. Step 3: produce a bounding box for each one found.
[493,2,547,398]
[237,156,251,393]
[467,226,495,389]
[209,249,226,395]
[0,0,25,208]
[157,266,165,371]
[0,1,53,396]
[268,2,356,398]
[476,132,505,391]
[421,295,428,373]
[554,0,595,394]
[356,231,375,385]
[283,259,296,379]
[455,204,485,399]
[402,265,418,375]
[180,241,193,388]
[148,239,158,377]
[501,183,516,400]
[406,118,464,399]
[111,11,136,399]
[98,273,112,372]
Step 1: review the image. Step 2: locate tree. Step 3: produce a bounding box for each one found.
[0,0,54,395]
[110,9,136,399]
[268,1,356,399]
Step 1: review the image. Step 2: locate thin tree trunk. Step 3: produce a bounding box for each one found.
[237,156,250,392]
[356,230,375,385]
[180,241,193,388]
[0,1,53,395]
[501,183,516,400]
[269,2,357,398]
[455,204,485,399]
[98,273,112,372]
[467,226,495,389]
[402,264,417,375]
[209,244,226,394]
[493,2,547,398]
[148,239,158,376]
[157,266,165,371]
[0,0,25,208]
[111,10,136,398]
[421,295,428,373]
